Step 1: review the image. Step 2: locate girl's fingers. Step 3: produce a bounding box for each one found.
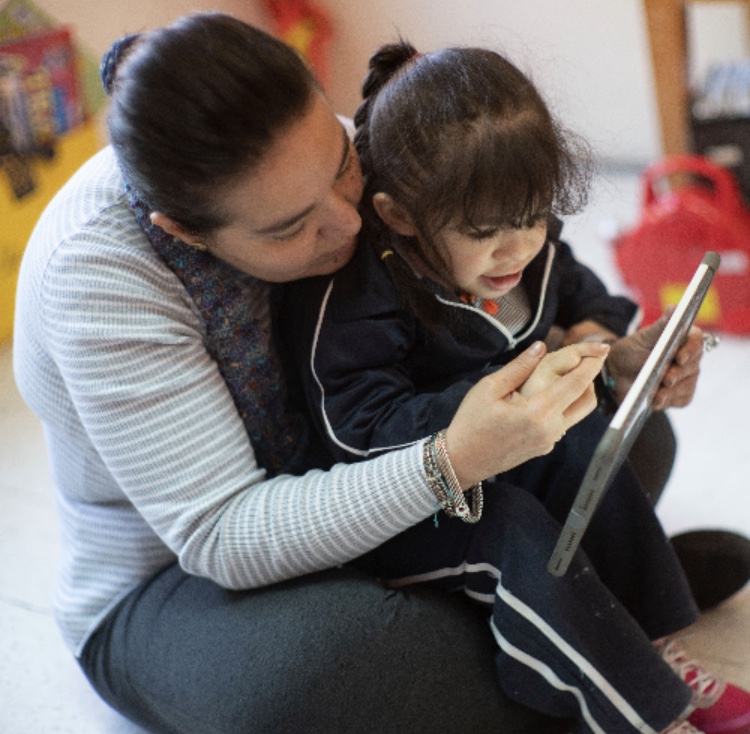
[543,354,606,412]
[543,342,611,377]
[487,341,547,397]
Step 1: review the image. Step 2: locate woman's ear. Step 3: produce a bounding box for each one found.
[372,193,417,237]
[150,212,204,248]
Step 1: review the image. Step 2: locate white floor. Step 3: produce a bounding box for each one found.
[1,169,749,732]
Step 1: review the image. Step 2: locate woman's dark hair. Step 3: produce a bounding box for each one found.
[354,41,592,327]
[100,12,321,235]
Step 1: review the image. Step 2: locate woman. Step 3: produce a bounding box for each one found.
[13,12,704,733]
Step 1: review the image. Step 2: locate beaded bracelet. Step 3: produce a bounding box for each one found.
[423,430,483,523]
[600,358,617,394]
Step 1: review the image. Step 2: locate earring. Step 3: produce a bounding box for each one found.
[192,241,209,252]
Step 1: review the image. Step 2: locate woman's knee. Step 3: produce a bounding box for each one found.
[251,570,561,732]
[85,565,561,732]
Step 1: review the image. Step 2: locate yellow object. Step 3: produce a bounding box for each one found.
[0,120,103,343]
[659,282,722,325]
[283,18,317,58]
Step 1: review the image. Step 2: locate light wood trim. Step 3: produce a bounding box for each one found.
[642,0,750,156]
[643,0,690,155]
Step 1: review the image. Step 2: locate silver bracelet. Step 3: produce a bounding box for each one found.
[423,431,483,523]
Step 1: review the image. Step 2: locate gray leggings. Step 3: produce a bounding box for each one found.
[79,564,569,734]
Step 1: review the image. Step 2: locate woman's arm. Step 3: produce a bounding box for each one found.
[36,211,600,591]
[39,225,439,590]
[604,314,704,410]
[550,235,703,411]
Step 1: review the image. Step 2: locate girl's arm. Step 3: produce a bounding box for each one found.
[306,299,488,462]
[553,238,640,338]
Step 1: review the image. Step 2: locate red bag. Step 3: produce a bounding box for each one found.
[614,155,750,334]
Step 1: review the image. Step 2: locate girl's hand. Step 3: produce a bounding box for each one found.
[607,311,704,410]
[520,342,611,400]
[445,341,606,487]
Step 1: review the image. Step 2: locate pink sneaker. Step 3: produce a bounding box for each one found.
[661,723,704,734]
[657,639,750,734]
[690,686,750,734]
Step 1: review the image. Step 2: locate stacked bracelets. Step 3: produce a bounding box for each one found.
[423,430,483,523]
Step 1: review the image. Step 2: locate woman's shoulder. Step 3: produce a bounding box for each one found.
[36,146,139,242]
[50,145,125,213]
[17,146,197,334]
[23,146,162,279]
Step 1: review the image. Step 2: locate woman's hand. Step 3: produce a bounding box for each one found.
[607,311,704,410]
[445,341,606,487]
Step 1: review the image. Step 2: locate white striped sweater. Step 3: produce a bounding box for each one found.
[13,147,437,656]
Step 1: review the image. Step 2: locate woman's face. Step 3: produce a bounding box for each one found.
[205,94,363,282]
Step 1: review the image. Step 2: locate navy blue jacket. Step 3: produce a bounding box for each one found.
[277,222,639,465]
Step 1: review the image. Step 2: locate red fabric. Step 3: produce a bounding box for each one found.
[264,0,332,86]
[690,683,750,734]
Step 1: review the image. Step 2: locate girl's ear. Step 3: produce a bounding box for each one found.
[372,193,417,237]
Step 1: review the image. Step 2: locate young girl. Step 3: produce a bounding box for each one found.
[278,43,750,733]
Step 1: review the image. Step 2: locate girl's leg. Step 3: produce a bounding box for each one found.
[78,563,566,734]
[504,409,699,638]
[353,484,694,734]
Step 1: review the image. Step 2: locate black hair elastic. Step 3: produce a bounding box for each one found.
[100,34,140,95]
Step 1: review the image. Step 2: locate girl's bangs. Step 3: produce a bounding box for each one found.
[421,123,558,235]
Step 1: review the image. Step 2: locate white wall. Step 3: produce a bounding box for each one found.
[34,0,272,55]
[33,0,750,167]
[687,1,749,87]
[321,0,750,166]
[323,0,657,165]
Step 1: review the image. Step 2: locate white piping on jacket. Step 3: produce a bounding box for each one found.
[435,243,556,350]
[309,279,420,458]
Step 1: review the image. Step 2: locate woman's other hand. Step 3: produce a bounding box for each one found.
[607,311,704,410]
[445,341,605,487]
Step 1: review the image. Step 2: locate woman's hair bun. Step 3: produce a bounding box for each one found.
[100,34,141,96]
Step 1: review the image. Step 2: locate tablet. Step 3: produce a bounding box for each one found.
[547,251,721,576]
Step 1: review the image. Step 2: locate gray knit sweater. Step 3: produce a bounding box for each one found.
[13,147,436,656]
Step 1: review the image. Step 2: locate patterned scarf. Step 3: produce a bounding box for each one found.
[125,181,310,477]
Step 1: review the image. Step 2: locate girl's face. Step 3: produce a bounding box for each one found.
[436,221,548,299]
[200,94,363,282]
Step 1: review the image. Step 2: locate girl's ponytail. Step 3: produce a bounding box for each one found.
[354,41,418,192]
[354,42,449,329]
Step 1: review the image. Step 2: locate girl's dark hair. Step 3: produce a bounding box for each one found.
[100,12,321,235]
[354,41,592,327]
